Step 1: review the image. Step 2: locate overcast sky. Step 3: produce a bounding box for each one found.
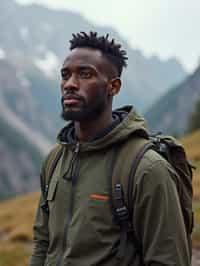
[17,0,200,72]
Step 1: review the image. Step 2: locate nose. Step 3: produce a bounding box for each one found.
[62,74,79,94]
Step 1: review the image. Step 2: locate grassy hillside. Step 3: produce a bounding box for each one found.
[181,130,200,200]
[181,130,200,248]
[0,192,39,266]
[0,130,199,265]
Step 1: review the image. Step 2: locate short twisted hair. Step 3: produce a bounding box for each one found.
[69,31,128,76]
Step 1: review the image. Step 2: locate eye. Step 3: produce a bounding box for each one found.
[61,69,70,80]
[79,69,92,79]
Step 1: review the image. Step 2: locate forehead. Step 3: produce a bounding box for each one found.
[62,48,108,70]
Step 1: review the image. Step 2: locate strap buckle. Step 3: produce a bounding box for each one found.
[40,201,49,214]
[40,184,49,214]
[114,184,130,225]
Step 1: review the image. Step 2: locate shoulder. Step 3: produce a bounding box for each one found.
[41,143,63,175]
[46,143,63,162]
[134,149,178,193]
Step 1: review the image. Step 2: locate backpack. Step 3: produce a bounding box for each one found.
[111,133,194,261]
[40,133,194,261]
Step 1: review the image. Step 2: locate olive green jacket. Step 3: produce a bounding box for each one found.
[29,106,190,266]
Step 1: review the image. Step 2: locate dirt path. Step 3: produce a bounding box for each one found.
[192,249,200,266]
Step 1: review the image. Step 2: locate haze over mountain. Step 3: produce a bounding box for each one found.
[0,0,188,199]
[145,64,200,135]
[0,59,51,200]
[0,0,187,111]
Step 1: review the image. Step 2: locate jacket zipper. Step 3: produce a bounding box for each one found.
[56,142,80,266]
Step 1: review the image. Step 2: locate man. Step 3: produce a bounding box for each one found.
[29,31,190,266]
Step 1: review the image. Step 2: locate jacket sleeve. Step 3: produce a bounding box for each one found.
[133,158,190,266]
[29,188,49,265]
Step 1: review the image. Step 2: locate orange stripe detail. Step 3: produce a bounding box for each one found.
[90,194,110,200]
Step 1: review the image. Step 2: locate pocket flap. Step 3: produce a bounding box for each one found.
[47,179,58,201]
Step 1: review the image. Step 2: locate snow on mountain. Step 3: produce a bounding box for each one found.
[0,48,6,59]
[34,51,59,78]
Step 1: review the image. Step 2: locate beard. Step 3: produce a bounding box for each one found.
[61,92,108,122]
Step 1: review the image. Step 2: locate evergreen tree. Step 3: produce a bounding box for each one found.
[188,99,200,132]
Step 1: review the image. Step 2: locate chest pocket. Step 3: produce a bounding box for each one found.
[46,177,60,236]
[47,177,58,212]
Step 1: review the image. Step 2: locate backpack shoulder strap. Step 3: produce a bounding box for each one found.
[112,136,149,207]
[111,135,150,261]
[40,144,63,213]
[127,141,154,213]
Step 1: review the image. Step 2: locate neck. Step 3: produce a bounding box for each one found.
[74,108,113,142]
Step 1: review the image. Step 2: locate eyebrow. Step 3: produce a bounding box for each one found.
[61,64,97,73]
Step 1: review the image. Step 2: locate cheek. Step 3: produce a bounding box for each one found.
[60,81,65,94]
[84,81,108,99]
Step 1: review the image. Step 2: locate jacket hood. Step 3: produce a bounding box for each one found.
[57,106,149,152]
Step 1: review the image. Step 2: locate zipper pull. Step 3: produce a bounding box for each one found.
[74,142,80,154]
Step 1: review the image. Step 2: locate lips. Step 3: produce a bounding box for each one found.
[64,98,80,105]
[62,94,82,106]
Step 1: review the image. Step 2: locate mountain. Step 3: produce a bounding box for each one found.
[0,60,52,200]
[145,65,200,135]
[0,0,187,112]
[0,59,54,150]
[0,116,43,200]
[0,0,188,200]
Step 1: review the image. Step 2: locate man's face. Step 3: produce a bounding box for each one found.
[60,48,114,122]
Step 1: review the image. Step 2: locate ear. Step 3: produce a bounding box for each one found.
[108,78,121,96]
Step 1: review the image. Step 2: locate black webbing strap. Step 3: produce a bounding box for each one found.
[109,139,154,264]
[109,144,134,264]
[108,144,131,263]
[113,141,154,265]
[114,184,132,262]
[108,145,121,218]
[109,139,153,265]
[117,225,128,261]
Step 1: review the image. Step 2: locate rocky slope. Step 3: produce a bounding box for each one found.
[145,65,200,135]
[0,60,52,200]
